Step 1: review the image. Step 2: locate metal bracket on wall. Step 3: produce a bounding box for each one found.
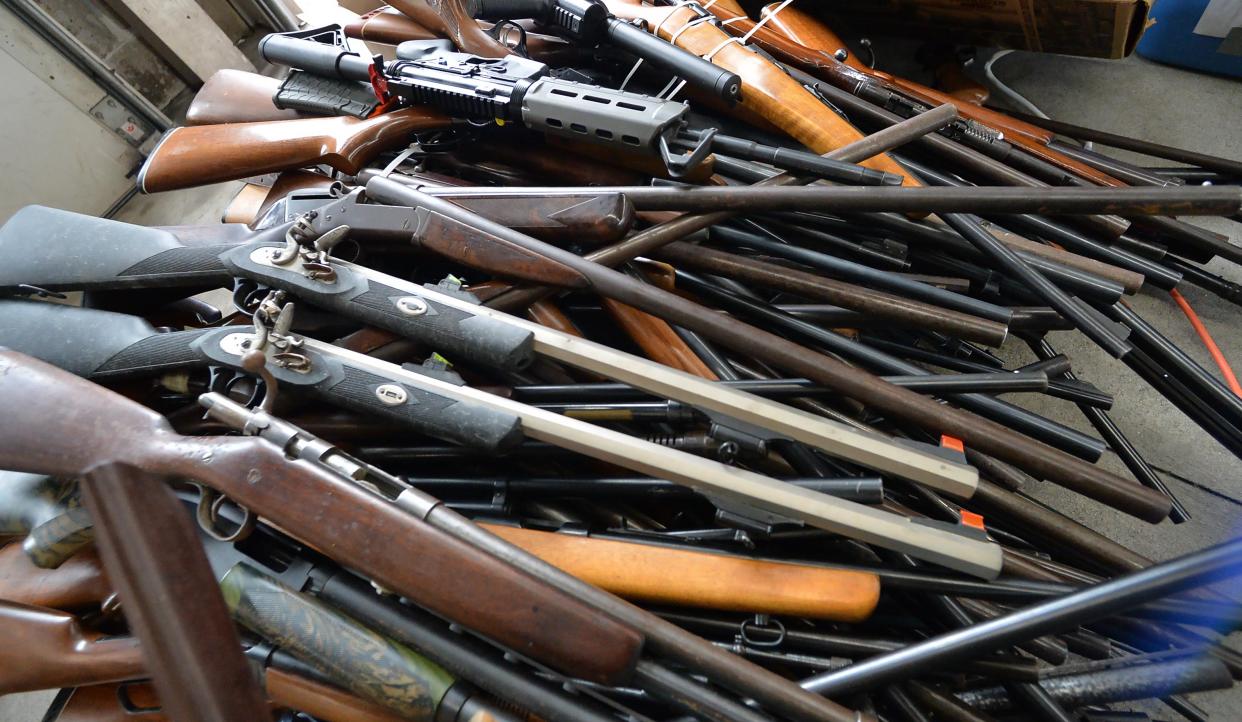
[89,96,154,146]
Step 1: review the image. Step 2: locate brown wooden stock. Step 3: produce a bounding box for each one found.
[266,668,408,722]
[139,108,451,193]
[51,683,168,722]
[527,299,583,337]
[760,4,865,70]
[0,351,643,685]
[0,601,145,694]
[222,182,271,224]
[81,463,270,722]
[0,543,110,611]
[603,298,720,377]
[389,0,512,56]
[703,4,1124,187]
[486,524,879,621]
[48,673,404,722]
[602,0,915,186]
[933,62,990,106]
[186,69,304,126]
[346,7,439,44]
[347,7,581,64]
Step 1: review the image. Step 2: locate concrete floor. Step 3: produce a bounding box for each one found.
[2,50,1241,722]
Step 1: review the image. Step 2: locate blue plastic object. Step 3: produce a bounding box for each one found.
[1138,0,1242,78]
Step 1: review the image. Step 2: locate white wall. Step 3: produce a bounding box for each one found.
[0,4,142,221]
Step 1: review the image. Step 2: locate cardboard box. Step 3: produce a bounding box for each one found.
[817,0,1153,59]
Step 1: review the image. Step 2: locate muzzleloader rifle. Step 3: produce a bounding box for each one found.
[0,299,1000,578]
[0,203,989,506]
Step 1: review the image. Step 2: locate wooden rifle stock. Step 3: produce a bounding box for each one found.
[346,7,440,44]
[0,543,110,611]
[138,108,452,193]
[186,69,304,126]
[486,524,880,621]
[347,7,581,64]
[45,672,407,722]
[0,601,145,694]
[389,0,513,57]
[601,0,915,186]
[704,4,1123,187]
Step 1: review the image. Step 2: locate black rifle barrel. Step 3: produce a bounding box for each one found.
[800,537,1242,696]
[1002,108,1242,177]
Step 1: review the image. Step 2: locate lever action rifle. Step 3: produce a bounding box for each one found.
[0,202,991,504]
[0,300,1000,577]
[0,348,644,685]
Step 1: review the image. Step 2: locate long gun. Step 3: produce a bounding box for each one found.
[255,25,714,177]
[0,203,990,503]
[47,677,408,722]
[461,0,742,102]
[0,301,1001,577]
[19,491,883,620]
[0,355,860,722]
[138,108,452,193]
[0,348,644,685]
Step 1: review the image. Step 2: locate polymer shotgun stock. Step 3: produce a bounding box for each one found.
[0,302,1000,577]
[138,108,452,193]
[0,349,644,684]
[185,69,304,126]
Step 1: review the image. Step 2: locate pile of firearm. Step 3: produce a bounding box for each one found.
[5,1,1242,720]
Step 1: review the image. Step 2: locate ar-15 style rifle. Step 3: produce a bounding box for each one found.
[255,25,716,178]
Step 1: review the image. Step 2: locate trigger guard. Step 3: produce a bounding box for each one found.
[196,487,256,542]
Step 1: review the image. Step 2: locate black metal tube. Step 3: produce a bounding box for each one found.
[1001,109,1242,178]
[589,184,1242,216]
[1110,301,1242,428]
[1169,258,1242,308]
[1133,215,1242,266]
[941,213,1132,358]
[709,225,1014,322]
[958,656,1233,712]
[705,132,904,186]
[1048,140,1183,188]
[631,660,771,722]
[800,537,1242,696]
[676,271,1108,460]
[408,476,886,505]
[1027,337,1190,524]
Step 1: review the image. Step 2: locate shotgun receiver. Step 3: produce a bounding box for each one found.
[257,25,714,177]
[0,348,644,684]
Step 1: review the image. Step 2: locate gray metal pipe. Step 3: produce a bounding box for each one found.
[0,0,172,131]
